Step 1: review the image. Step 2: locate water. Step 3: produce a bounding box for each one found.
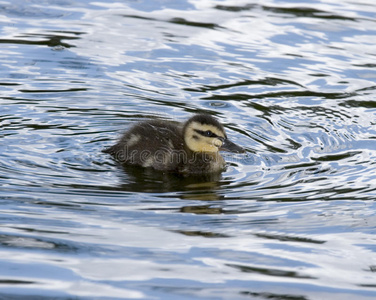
[1,0,376,299]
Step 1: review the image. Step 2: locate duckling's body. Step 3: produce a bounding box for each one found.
[103,114,244,175]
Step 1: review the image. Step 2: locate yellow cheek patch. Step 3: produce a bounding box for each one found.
[198,143,217,152]
[185,122,226,153]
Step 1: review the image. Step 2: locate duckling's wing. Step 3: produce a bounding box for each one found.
[103,120,184,170]
[147,122,184,149]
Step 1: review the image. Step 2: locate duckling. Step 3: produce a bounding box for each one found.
[103,114,244,175]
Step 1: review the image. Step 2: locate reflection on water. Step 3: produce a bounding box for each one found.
[1,0,376,299]
[118,163,223,196]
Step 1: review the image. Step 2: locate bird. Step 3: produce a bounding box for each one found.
[103,114,244,175]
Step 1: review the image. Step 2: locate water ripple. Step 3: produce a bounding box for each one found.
[1,0,376,299]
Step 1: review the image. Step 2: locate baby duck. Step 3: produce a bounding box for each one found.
[103,114,244,175]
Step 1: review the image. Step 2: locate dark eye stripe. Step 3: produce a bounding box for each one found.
[194,129,221,138]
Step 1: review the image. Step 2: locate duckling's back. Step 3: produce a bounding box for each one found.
[103,119,185,171]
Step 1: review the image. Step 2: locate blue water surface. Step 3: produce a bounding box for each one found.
[1,0,376,299]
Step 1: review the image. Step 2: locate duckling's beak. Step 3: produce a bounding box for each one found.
[220,139,245,153]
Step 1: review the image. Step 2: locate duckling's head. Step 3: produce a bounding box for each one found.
[183,114,245,153]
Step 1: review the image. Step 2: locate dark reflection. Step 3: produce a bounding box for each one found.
[144,203,226,215]
[120,14,157,21]
[12,227,69,235]
[184,77,305,93]
[202,89,352,101]
[120,14,221,30]
[0,82,21,86]
[0,280,34,284]
[262,6,355,21]
[312,151,362,162]
[180,205,223,214]
[261,5,356,21]
[215,4,256,12]
[240,291,308,300]
[254,233,325,244]
[358,284,376,288]
[341,99,376,109]
[171,230,230,238]
[0,31,84,48]
[215,3,356,21]
[226,263,315,279]
[143,204,224,214]
[117,163,225,199]
[19,87,88,94]
[169,17,220,29]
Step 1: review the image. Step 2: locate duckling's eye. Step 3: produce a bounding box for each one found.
[195,129,216,137]
[194,129,219,138]
[204,130,214,137]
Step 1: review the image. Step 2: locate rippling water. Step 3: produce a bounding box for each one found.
[1,0,376,299]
